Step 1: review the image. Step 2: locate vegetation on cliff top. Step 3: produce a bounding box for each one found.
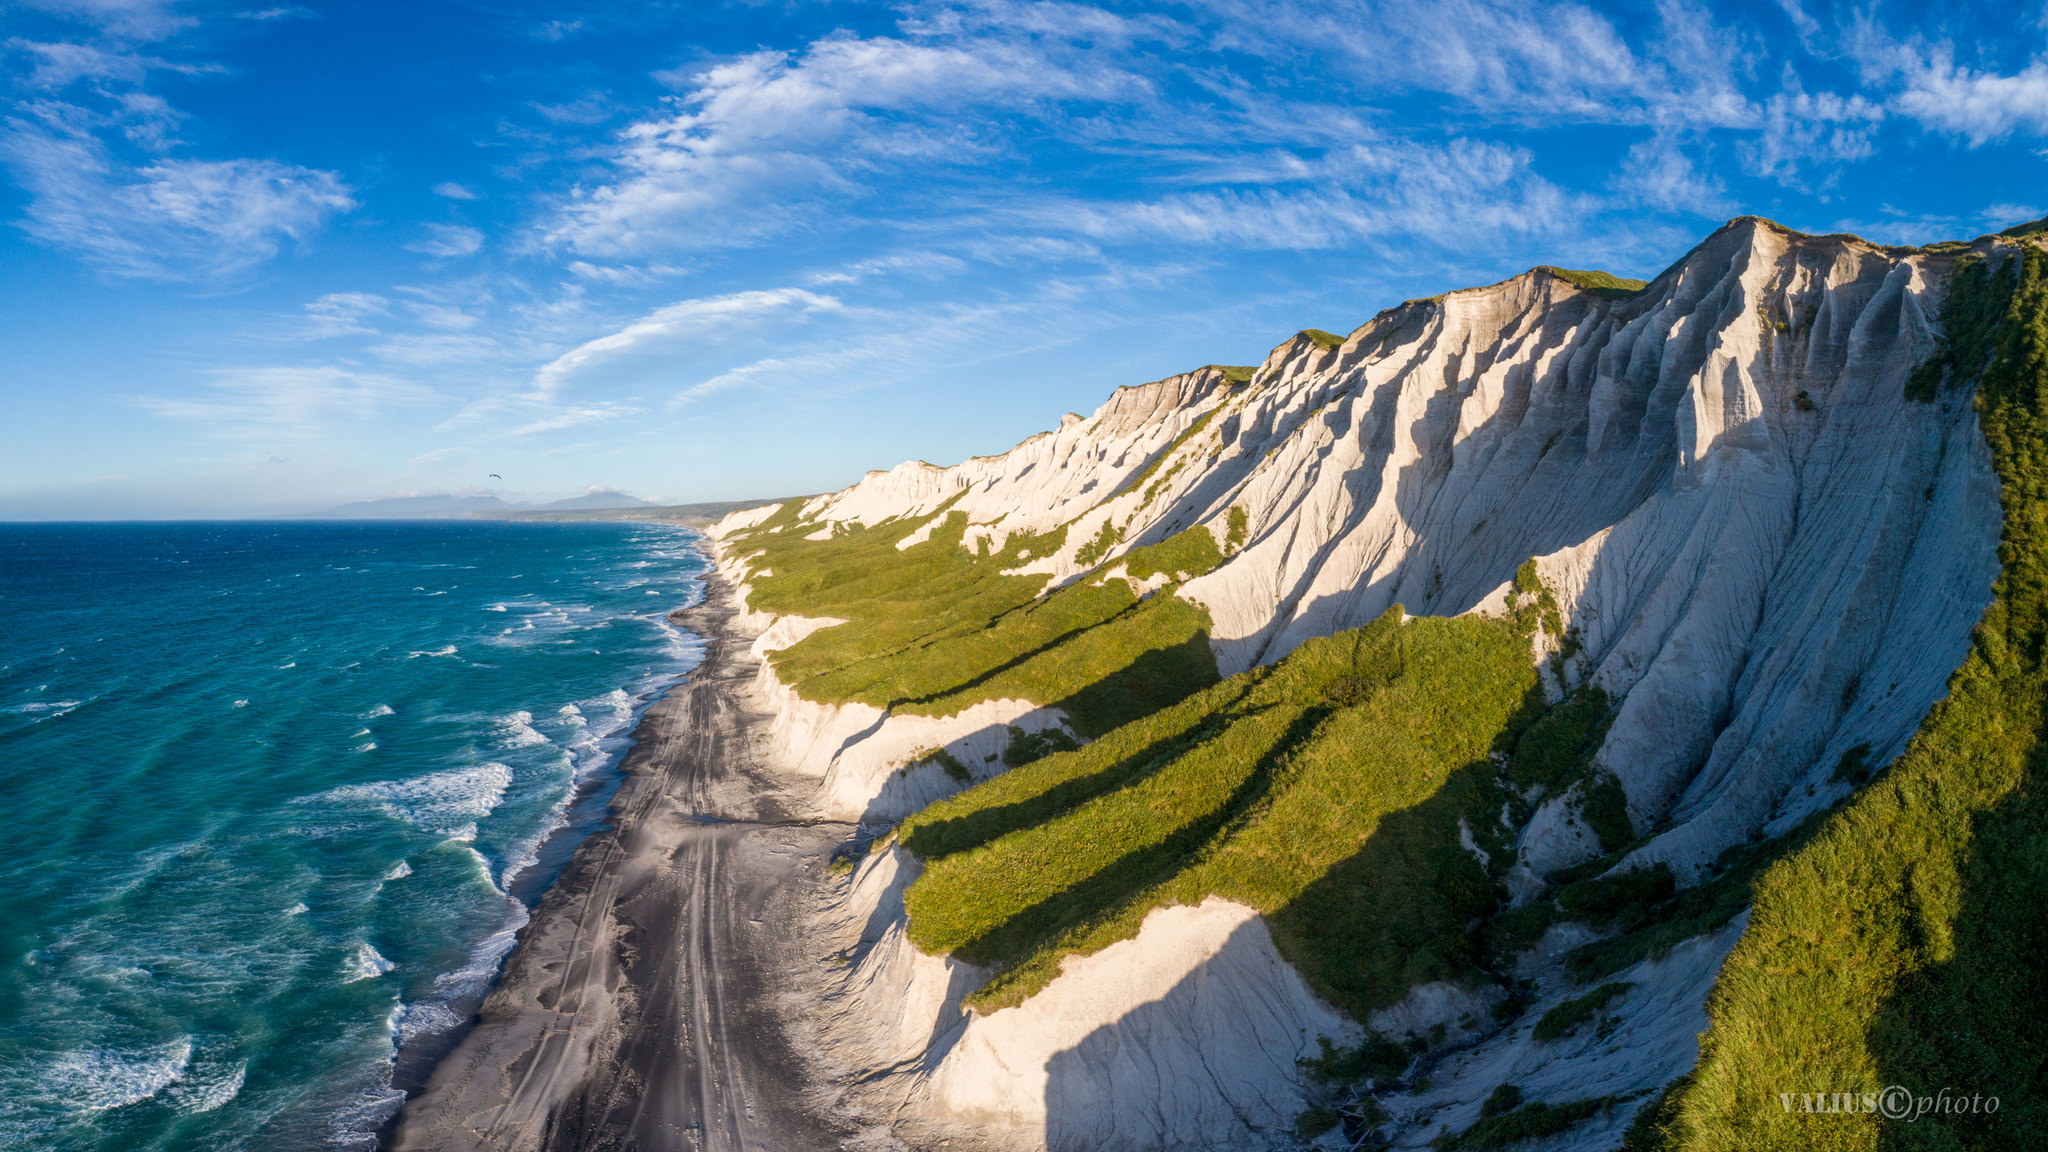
[1540,266,1650,299]
[723,501,1222,736]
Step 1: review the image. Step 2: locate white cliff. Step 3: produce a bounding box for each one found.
[713,217,2017,1149]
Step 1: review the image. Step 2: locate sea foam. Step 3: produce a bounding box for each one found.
[47,1037,193,1113]
[342,944,394,983]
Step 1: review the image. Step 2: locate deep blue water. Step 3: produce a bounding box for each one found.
[0,520,707,1151]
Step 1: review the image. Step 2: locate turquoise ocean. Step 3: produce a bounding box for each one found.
[0,520,708,1150]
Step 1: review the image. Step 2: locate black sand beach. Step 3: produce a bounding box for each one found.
[388,570,855,1152]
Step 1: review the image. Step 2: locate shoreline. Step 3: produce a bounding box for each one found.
[376,523,714,1129]
[385,556,857,1152]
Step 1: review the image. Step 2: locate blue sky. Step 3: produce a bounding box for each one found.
[3,0,2045,517]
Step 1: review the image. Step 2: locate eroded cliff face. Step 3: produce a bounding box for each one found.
[710,217,2013,1150]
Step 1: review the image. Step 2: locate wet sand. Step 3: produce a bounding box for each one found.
[388,571,855,1152]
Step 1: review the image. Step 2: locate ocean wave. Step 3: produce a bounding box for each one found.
[394,902,529,1047]
[46,1036,193,1112]
[359,703,395,718]
[383,860,412,881]
[166,1057,245,1114]
[316,761,513,836]
[342,943,394,983]
[325,1083,407,1151]
[3,699,83,716]
[405,645,459,659]
[497,711,550,748]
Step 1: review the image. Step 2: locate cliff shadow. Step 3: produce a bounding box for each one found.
[1041,915,1329,1152]
[939,704,1324,973]
[898,675,1259,862]
[1865,708,2048,1149]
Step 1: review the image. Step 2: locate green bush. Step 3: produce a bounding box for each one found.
[1074,519,1125,567]
[1224,505,1248,553]
[1301,1032,1410,1086]
[1532,982,1634,1041]
[1439,1096,1619,1149]
[1003,725,1080,767]
[917,747,972,782]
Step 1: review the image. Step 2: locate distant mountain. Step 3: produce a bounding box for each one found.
[536,488,656,510]
[318,493,518,518]
[470,497,798,526]
[315,488,657,519]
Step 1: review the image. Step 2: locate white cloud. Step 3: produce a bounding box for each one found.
[1748,85,1884,183]
[1036,139,1581,251]
[565,260,688,285]
[509,403,638,436]
[11,39,149,88]
[301,291,388,338]
[548,31,1139,256]
[1229,0,1754,131]
[432,181,477,200]
[805,250,966,285]
[369,331,500,367]
[405,222,483,258]
[531,287,843,397]
[17,0,194,40]
[533,91,612,125]
[1896,54,2048,145]
[139,366,430,436]
[403,300,480,331]
[1983,202,2045,228]
[1617,136,1730,215]
[3,124,355,280]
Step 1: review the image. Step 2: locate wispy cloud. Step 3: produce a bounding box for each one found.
[1616,134,1731,215]
[301,291,388,338]
[405,222,483,258]
[18,0,195,41]
[2,124,355,280]
[1225,0,1754,131]
[509,403,638,436]
[1748,85,1884,185]
[531,287,843,397]
[1032,139,1584,251]
[139,365,431,435]
[547,30,1142,256]
[1895,54,2048,145]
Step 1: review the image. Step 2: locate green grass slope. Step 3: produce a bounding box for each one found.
[722,500,1223,736]
[896,566,1618,1017]
[1631,244,2048,1151]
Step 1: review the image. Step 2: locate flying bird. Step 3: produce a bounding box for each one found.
[490,474,501,479]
